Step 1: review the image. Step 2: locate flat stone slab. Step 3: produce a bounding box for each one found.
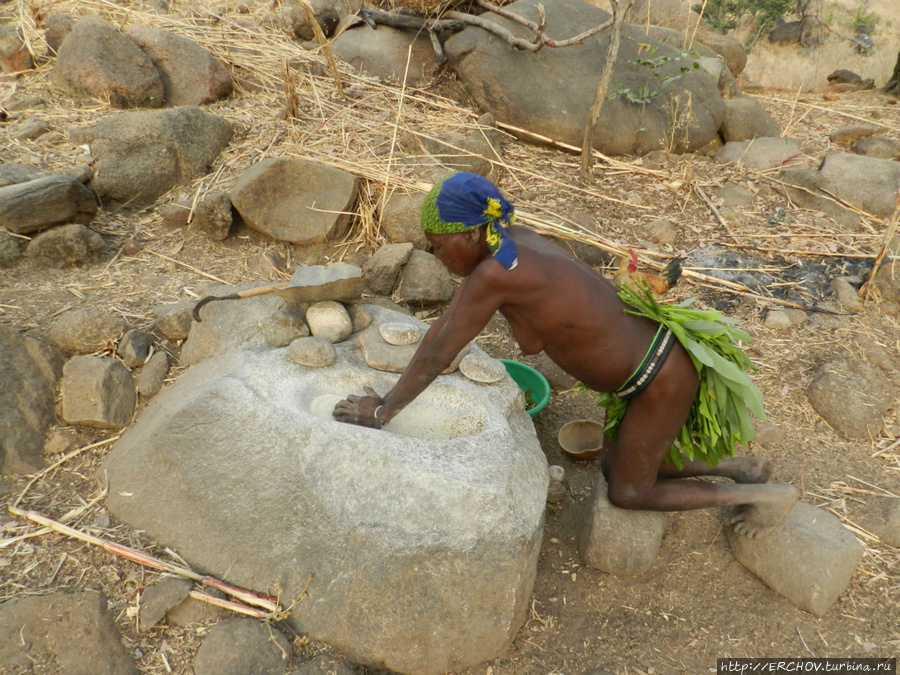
[728,501,863,616]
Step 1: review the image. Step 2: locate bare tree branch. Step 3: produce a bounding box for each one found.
[580,0,632,177]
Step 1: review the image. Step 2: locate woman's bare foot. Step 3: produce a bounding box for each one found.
[728,484,799,538]
[728,457,773,484]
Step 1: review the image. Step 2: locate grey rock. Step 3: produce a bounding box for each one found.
[289,335,337,367]
[230,158,358,244]
[851,136,900,160]
[852,335,895,372]
[25,223,106,268]
[830,277,863,313]
[290,0,341,41]
[43,12,75,54]
[192,190,233,241]
[445,0,724,155]
[333,24,438,85]
[347,303,373,332]
[459,352,506,383]
[182,282,288,365]
[714,182,754,208]
[49,308,126,354]
[259,310,310,347]
[860,497,900,547]
[381,191,428,248]
[578,472,667,575]
[0,327,64,474]
[193,618,290,675]
[117,328,155,367]
[0,591,139,674]
[123,24,233,106]
[104,305,546,674]
[166,589,226,626]
[136,350,170,397]
[290,653,357,675]
[159,200,192,229]
[0,162,45,187]
[728,501,863,616]
[379,320,421,346]
[806,356,894,439]
[873,240,900,302]
[395,249,455,304]
[828,124,879,145]
[752,421,784,446]
[55,15,165,108]
[0,229,22,267]
[154,302,195,340]
[60,356,136,429]
[139,576,192,630]
[0,175,97,234]
[629,217,679,247]
[12,116,51,141]
[306,301,353,343]
[363,242,414,295]
[715,137,803,170]
[71,106,233,205]
[719,97,781,142]
[548,465,565,482]
[782,153,900,223]
[763,310,793,330]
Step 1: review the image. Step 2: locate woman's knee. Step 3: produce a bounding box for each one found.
[606,478,647,510]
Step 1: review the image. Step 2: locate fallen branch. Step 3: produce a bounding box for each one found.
[8,506,282,617]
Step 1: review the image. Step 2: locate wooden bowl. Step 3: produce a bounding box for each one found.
[557,419,605,459]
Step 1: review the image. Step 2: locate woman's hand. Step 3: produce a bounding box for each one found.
[332,386,386,429]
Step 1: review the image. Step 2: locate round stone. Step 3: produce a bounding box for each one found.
[459,352,506,383]
[306,301,353,343]
[379,321,421,346]
[259,310,309,347]
[548,465,565,483]
[289,336,337,368]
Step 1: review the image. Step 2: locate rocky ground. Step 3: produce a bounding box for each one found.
[1,1,900,674]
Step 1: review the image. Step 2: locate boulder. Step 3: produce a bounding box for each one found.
[0,327,64,474]
[445,0,725,156]
[230,158,358,244]
[71,106,233,205]
[193,619,291,675]
[380,190,428,248]
[333,24,439,85]
[716,137,804,170]
[49,308,127,354]
[806,356,894,439]
[0,591,139,674]
[363,242,414,294]
[104,305,547,674]
[395,249,455,304]
[0,163,45,187]
[55,15,165,108]
[852,136,900,160]
[25,223,106,267]
[719,97,781,142]
[60,356,136,429]
[123,25,233,106]
[0,175,97,234]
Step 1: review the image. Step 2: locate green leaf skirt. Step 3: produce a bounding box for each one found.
[593,282,766,469]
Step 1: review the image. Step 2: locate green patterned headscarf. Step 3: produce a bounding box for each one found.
[420,172,518,270]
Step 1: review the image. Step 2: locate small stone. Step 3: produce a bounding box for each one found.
[830,277,863,313]
[289,336,337,368]
[153,303,194,341]
[547,481,567,503]
[459,352,506,383]
[783,308,809,325]
[752,421,784,446]
[139,577,192,630]
[347,304,372,332]
[258,310,309,347]
[136,351,170,397]
[12,117,51,141]
[763,310,794,330]
[60,356,136,429]
[305,301,352,343]
[548,465,565,482]
[45,428,78,455]
[379,321,421,346]
[49,309,126,354]
[116,329,154,368]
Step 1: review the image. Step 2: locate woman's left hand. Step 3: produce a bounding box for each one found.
[332,386,386,428]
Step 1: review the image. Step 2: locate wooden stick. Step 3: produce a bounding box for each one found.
[142,249,230,284]
[8,506,281,614]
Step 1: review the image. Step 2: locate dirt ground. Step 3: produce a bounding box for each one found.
[1,1,900,674]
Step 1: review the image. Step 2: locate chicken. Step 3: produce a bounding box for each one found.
[614,250,683,296]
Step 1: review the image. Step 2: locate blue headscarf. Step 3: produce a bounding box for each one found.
[420,172,518,270]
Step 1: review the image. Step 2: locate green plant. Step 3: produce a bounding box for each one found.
[610,44,703,106]
[694,0,807,35]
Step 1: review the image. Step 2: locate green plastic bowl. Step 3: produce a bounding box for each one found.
[499,359,551,418]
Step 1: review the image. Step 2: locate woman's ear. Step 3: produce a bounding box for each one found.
[464,228,483,245]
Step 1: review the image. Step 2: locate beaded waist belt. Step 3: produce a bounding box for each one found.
[615,326,676,400]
